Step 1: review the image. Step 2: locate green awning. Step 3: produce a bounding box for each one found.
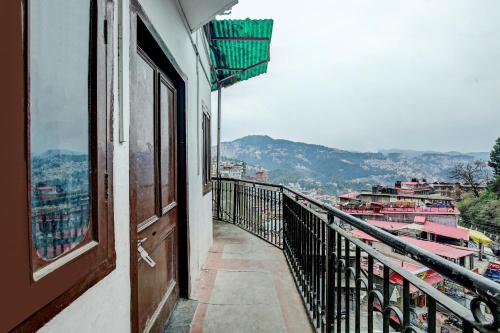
[208,19,274,91]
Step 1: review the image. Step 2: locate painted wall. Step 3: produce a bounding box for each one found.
[39,0,214,331]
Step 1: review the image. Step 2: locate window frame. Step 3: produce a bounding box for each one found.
[202,106,212,195]
[0,1,115,331]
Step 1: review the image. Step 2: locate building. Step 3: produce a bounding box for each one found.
[2,1,270,332]
[353,191,454,206]
[340,206,460,226]
[218,161,246,179]
[255,169,269,183]
[2,1,498,332]
[431,182,488,200]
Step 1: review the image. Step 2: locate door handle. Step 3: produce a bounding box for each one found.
[138,244,156,268]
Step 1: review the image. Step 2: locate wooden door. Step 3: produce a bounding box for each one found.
[130,47,179,333]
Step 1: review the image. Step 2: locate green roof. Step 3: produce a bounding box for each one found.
[209,19,274,91]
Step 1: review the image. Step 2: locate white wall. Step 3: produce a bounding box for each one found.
[39,0,213,331]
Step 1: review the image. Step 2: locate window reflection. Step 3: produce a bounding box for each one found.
[30,0,91,260]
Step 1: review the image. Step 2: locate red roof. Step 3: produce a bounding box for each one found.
[399,236,474,259]
[390,270,444,293]
[423,221,469,241]
[368,220,409,231]
[351,229,379,242]
[341,207,460,215]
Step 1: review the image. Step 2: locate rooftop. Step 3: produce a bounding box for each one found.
[398,236,475,259]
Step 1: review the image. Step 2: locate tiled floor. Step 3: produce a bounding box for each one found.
[189,221,313,333]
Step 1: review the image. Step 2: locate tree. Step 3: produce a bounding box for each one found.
[449,161,488,197]
[489,137,500,176]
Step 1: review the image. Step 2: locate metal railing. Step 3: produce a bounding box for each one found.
[212,177,500,333]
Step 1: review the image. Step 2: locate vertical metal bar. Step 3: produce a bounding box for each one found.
[215,89,222,220]
[216,179,221,220]
[273,189,276,245]
[251,185,255,233]
[336,232,342,333]
[427,297,436,333]
[232,181,238,224]
[368,256,374,333]
[259,187,262,237]
[216,88,221,178]
[325,219,334,333]
[253,186,257,234]
[222,181,225,221]
[308,211,312,312]
[403,280,410,330]
[355,247,361,333]
[321,219,326,332]
[315,216,320,328]
[383,265,390,333]
[264,189,268,241]
[331,227,337,333]
[256,187,260,236]
[301,205,305,292]
[344,238,350,333]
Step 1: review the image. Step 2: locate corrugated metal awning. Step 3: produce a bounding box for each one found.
[208,19,274,90]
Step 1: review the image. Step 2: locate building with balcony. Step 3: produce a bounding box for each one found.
[1,1,499,333]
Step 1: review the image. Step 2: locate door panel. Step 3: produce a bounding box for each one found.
[131,54,157,225]
[131,48,179,333]
[160,79,177,210]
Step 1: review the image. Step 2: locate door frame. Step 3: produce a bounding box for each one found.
[129,3,190,332]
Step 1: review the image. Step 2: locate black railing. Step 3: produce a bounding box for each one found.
[212,177,500,333]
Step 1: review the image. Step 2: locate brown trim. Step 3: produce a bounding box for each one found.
[202,110,212,195]
[10,259,115,333]
[129,4,191,332]
[27,0,96,271]
[0,1,116,332]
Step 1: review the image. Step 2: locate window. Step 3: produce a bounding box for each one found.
[30,0,92,267]
[202,106,212,194]
[0,0,114,331]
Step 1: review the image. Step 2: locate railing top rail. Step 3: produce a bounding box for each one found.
[287,194,480,327]
[214,176,284,189]
[214,177,500,308]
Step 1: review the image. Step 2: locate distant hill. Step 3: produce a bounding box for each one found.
[216,135,490,194]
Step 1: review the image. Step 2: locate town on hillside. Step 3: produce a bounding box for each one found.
[215,160,499,331]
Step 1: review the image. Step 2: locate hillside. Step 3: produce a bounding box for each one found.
[216,135,490,194]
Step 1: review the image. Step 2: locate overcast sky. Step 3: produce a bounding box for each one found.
[211,0,500,153]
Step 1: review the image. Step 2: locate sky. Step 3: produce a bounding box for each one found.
[211,0,500,153]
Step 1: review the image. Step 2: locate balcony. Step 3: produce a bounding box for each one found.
[189,178,499,333]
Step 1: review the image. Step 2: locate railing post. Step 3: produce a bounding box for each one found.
[232,181,238,224]
[325,212,334,333]
[216,179,221,221]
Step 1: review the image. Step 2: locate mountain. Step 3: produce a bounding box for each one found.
[216,135,490,194]
[379,149,489,161]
